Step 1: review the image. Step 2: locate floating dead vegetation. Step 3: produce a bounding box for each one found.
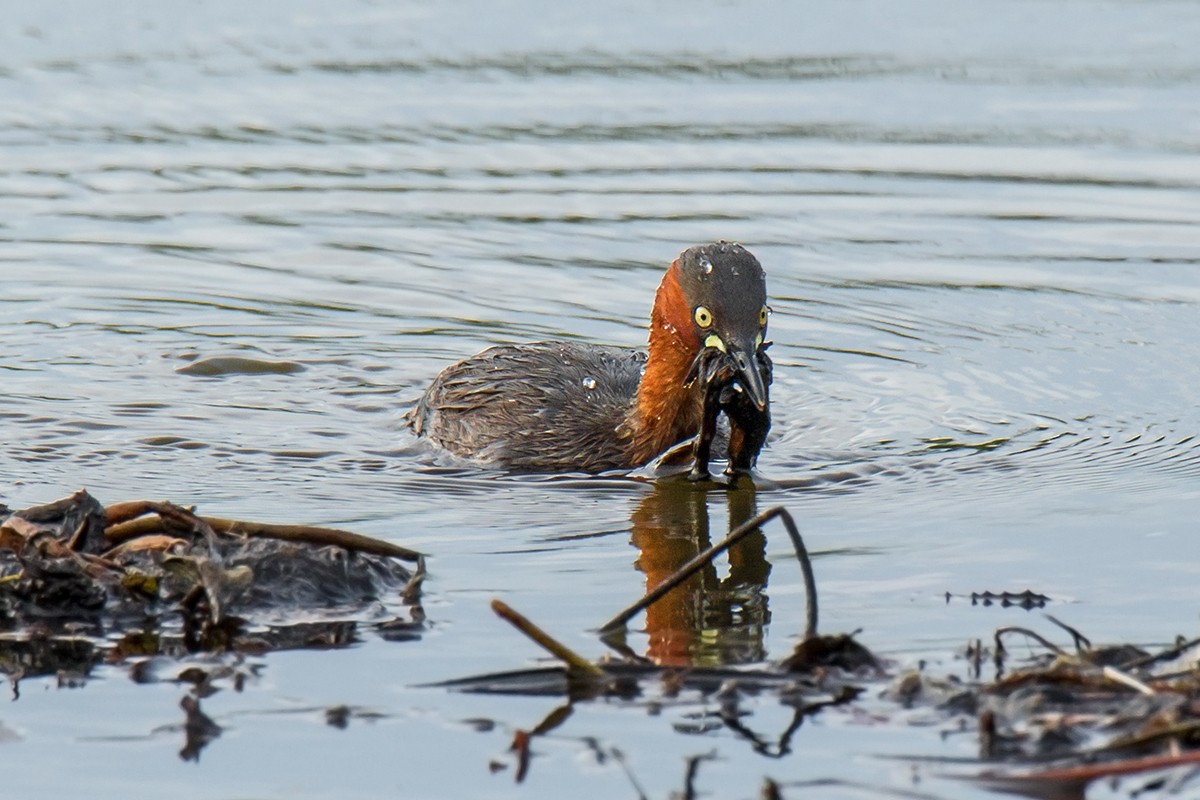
[954,620,1200,799]
[5,489,1200,795]
[0,488,425,692]
[435,505,1200,799]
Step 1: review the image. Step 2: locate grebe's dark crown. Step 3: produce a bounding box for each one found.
[674,242,769,410]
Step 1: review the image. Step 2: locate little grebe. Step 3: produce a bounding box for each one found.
[408,242,772,474]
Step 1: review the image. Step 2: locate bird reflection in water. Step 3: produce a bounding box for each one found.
[629,478,770,666]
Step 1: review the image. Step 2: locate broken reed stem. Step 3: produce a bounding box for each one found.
[104,506,422,563]
[102,516,164,541]
[401,556,427,605]
[1100,665,1156,696]
[105,500,167,528]
[597,505,818,640]
[1121,635,1200,672]
[776,507,819,641]
[104,501,221,554]
[981,748,1200,786]
[994,626,1067,657]
[490,599,608,679]
[207,516,423,562]
[1045,613,1092,653]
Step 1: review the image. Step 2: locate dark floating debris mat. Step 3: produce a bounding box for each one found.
[5,491,1200,797]
[0,489,426,684]
[429,505,1200,799]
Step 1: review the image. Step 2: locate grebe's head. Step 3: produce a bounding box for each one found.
[654,242,770,410]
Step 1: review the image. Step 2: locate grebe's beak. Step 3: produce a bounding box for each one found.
[728,341,769,412]
[686,334,770,412]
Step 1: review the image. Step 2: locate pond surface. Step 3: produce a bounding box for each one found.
[2,1,1200,797]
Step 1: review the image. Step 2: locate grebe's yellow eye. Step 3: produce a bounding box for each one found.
[694,305,713,328]
[759,306,769,327]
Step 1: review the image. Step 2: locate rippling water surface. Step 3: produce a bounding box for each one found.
[3,2,1200,797]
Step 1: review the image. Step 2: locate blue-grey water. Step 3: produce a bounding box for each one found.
[3,2,1200,797]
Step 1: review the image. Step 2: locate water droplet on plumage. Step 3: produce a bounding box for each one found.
[582,376,597,390]
[699,258,713,275]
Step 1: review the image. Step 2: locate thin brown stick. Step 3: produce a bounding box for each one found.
[1120,635,1200,672]
[401,556,426,604]
[776,507,819,641]
[1094,718,1200,755]
[981,748,1200,787]
[104,516,168,541]
[597,505,817,639]
[994,626,1066,657]
[491,599,607,679]
[597,514,763,634]
[105,505,422,562]
[209,516,423,562]
[105,500,164,528]
[1045,613,1092,653]
[104,501,218,544]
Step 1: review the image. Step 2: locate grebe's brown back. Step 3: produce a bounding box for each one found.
[407,242,771,473]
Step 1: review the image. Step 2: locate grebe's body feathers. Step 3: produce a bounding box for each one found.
[409,341,645,472]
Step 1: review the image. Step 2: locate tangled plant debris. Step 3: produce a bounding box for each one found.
[5,491,1200,795]
[0,489,424,685]
[436,505,1200,799]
